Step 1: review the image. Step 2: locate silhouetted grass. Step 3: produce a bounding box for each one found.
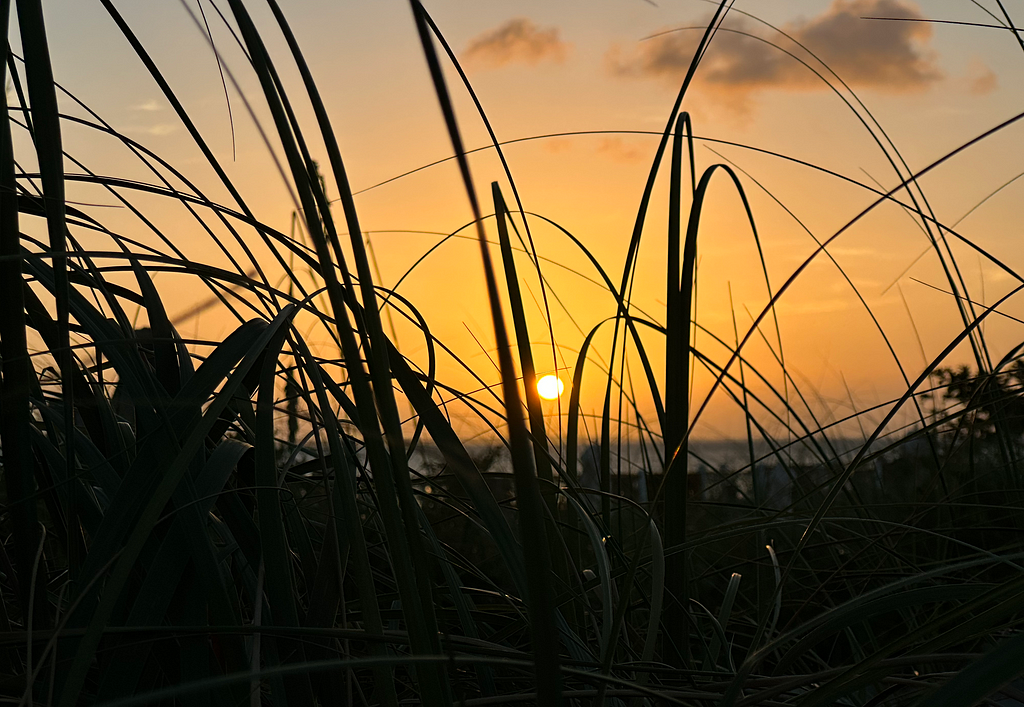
[2,1,1024,705]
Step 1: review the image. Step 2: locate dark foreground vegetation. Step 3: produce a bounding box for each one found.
[1,1,1024,705]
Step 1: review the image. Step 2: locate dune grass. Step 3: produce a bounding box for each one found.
[2,0,1024,705]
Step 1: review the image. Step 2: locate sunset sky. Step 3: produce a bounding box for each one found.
[22,0,1024,440]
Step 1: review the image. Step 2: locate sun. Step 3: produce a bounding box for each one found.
[536,374,565,400]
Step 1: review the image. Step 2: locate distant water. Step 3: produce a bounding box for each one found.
[409,435,887,477]
[687,436,878,471]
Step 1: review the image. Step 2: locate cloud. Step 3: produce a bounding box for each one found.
[123,123,178,137]
[608,0,943,98]
[967,58,997,95]
[543,137,573,154]
[132,99,163,112]
[145,124,178,136]
[596,137,645,162]
[464,18,569,69]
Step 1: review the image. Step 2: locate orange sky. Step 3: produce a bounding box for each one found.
[21,0,1024,441]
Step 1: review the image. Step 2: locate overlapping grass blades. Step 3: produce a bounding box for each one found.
[2,0,1024,705]
[0,0,39,641]
[409,2,563,700]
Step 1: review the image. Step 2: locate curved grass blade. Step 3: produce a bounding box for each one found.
[662,110,695,668]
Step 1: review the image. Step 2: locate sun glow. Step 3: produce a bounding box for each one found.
[537,374,565,400]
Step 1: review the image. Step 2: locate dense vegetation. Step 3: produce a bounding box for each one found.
[1,1,1023,705]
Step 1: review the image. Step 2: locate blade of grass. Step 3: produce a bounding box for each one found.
[492,182,554,506]
[408,1,562,700]
[16,0,74,595]
[0,0,43,632]
[704,572,741,672]
[663,110,694,668]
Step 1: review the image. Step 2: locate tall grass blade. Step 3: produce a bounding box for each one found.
[662,110,694,668]
[0,0,43,637]
[492,182,555,502]
[409,1,562,700]
[15,0,74,593]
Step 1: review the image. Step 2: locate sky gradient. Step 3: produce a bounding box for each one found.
[22,0,1024,440]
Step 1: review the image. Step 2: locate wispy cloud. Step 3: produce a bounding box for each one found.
[608,0,955,102]
[122,123,178,137]
[131,99,163,112]
[967,58,997,95]
[543,137,573,154]
[144,124,177,137]
[596,136,645,162]
[464,18,569,69]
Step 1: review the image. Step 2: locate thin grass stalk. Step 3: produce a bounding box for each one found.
[578,14,734,627]
[705,572,741,671]
[492,183,555,507]
[728,284,758,504]
[610,1,731,402]
[418,6,565,449]
[606,5,730,561]
[408,1,563,701]
[96,0,285,306]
